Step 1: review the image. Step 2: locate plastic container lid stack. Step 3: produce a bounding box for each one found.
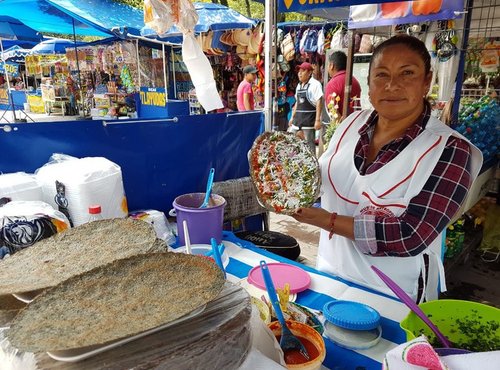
[323,300,382,350]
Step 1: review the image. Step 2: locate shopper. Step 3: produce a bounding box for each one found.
[236,65,257,111]
[288,62,323,154]
[322,51,362,124]
[293,35,483,302]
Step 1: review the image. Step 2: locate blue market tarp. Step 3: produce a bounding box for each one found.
[142,2,256,37]
[0,112,264,213]
[31,38,84,54]
[0,0,144,37]
[0,15,42,42]
[0,39,38,48]
[0,45,31,61]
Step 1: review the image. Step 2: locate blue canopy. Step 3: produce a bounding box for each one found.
[30,38,83,54]
[0,15,42,42]
[0,0,144,37]
[0,44,30,61]
[142,2,256,37]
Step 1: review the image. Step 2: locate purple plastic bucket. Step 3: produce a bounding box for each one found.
[171,193,226,245]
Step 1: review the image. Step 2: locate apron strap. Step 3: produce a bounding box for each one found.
[423,249,447,302]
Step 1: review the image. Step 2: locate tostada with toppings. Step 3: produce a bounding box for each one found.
[249,131,321,214]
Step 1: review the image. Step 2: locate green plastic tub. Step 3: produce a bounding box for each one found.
[400,299,500,352]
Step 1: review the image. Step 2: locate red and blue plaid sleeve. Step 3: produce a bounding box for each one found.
[355,136,473,256]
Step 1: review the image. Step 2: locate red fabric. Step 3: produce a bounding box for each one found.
[237,80,254,111]
[325,71,361,117]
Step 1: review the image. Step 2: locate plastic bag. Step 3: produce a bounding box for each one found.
[144,0,176,36]
[35,154,128,227]
[0,172,42,203]
[0,201,70,259]
[182,33,224,112]
[128,209,176,246]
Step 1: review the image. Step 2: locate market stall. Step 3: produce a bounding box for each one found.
[141,2,257,114]
[0,1,498,369]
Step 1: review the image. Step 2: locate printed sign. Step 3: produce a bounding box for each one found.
[0,88,9,106]
[277,0,407,13]
[140,87,166,107]
[348,0,464,29]
[0,62,19,77]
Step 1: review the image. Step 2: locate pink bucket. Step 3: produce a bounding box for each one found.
[171,193,226,245]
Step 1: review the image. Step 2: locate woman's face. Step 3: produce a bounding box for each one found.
[368,45,431,122]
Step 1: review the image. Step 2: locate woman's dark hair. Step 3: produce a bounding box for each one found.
[368,34,431,77]
[329,51,347,71]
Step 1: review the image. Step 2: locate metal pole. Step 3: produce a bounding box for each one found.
[342,30,355,120]
[171,47,177,99]
[452,0,474,124]
[72,19,82,115]
[264,0,273,131]
[0,38,16,122]
[162,43,168,99]
[135,39,141,87]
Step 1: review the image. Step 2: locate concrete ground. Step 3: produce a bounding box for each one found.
[269,212,319,268]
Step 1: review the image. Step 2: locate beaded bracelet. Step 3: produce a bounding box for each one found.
[328,212,337,240]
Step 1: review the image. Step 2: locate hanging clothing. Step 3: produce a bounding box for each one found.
[317,110,482,301]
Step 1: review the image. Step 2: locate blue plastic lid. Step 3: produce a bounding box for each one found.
[323,300,380,331]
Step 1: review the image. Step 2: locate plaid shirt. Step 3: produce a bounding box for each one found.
[353,103,473,256]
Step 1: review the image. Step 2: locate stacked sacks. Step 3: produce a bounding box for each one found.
[35,154,128,227]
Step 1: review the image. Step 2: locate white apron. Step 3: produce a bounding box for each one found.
[317,110,483,301]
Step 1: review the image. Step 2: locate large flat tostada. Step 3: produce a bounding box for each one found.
[249,131,321,214]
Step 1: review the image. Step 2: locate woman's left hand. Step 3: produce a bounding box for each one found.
[292,207,331,230]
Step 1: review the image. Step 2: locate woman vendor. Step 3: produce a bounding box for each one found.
[293,35,483,302]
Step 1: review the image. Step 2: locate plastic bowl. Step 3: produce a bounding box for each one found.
[171,244,229,268]
[268,320,326,370]
[400,299,500,352]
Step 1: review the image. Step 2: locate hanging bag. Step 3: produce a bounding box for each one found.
[330,24,344,50]
[303,29,319,54]
[317,28,325,55]
[281,32,296,62]
[248,23,264,55]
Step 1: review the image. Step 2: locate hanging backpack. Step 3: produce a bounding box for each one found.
[295,28,304,57]
[303,29,319,54]
[281,32,295,62]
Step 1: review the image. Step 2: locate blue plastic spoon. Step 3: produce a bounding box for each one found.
[200,168,215,208]
[260,260,309,361]
[210,238,226,278]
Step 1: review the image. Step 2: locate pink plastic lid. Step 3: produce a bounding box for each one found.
[247,262,311,294]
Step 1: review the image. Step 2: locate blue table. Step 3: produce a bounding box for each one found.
[222,232,410,370]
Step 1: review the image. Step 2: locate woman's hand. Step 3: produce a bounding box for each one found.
[293,207,355,240]
[292,207,331,230]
